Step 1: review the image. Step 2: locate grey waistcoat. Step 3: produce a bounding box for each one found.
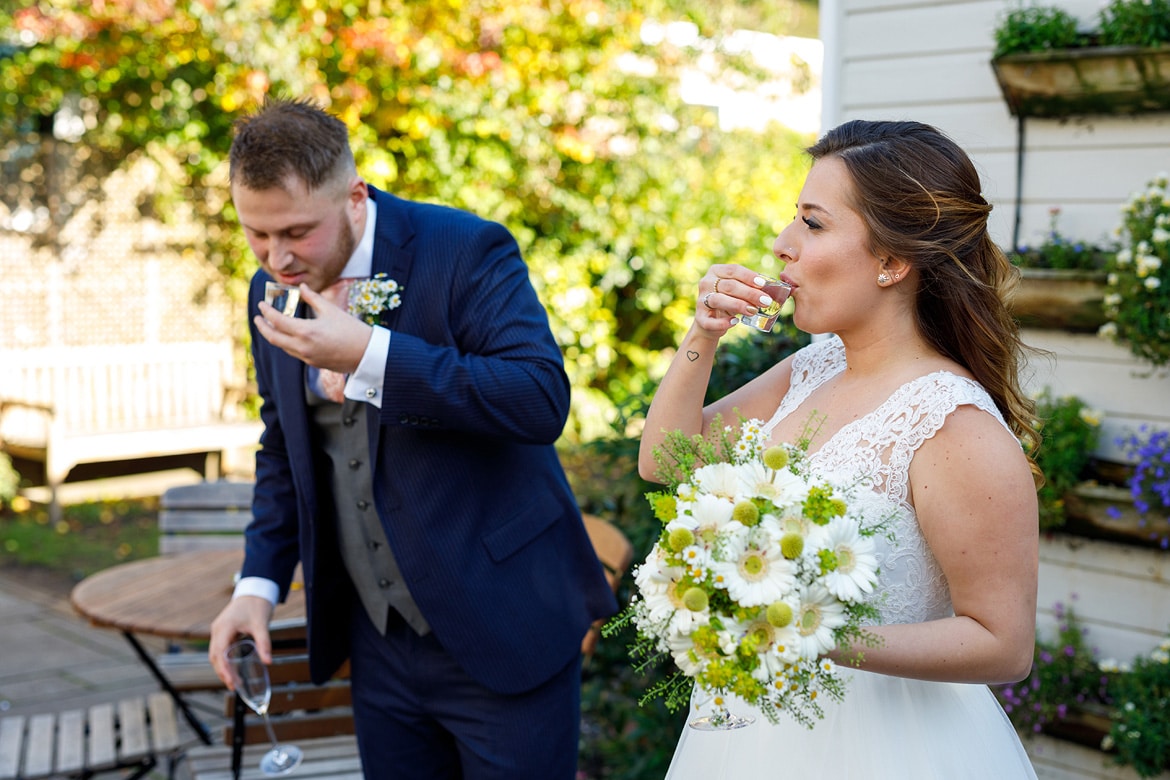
[307,389,429,636]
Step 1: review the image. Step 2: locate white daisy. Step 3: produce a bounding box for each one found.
[692,461,742,499]
[794,583,848,659]
[710,525,796,607]
[808,516,879,602]
[686,492,736,543]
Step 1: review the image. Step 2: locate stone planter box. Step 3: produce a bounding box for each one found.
[1064,482,1170,548]
[992,46,1170,119]
[1011,269,1107,332]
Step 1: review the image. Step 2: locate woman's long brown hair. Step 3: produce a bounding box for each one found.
[808,120,1041,480]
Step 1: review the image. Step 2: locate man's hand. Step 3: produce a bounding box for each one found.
[254,284,372,373]
[208,596,275,689]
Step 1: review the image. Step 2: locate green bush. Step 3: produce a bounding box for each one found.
[1099,0,1170,47]
[993,5,1082,57]
[1031,389,1102,530]
[1108,637,1170,777]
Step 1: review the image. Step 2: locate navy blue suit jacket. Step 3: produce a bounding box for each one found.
[241,187,617,695]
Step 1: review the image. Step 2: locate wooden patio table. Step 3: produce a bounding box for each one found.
[70,549,306,745]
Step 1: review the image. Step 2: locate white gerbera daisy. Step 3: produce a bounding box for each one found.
[667,631,704,676]
[808,516,879,602]
[687,492,736,542]
[794,583,848,658]
[745,619,803,682]
[692,461,743,499]
[710,526,796,607]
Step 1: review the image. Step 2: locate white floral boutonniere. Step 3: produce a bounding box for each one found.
[347,273,403,325]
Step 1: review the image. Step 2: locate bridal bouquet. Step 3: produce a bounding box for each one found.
[617,415,887,728]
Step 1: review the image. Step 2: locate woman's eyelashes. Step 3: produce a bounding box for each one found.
[801,216,822,231]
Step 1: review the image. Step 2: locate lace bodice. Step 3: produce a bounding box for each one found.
[761,336,1014,625]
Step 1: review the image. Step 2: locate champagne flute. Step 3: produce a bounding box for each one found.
[224,639,304,776]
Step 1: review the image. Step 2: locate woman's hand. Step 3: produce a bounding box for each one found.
[697,264,779,336]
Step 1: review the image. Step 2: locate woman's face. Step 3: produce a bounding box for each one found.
[773,156,885,336]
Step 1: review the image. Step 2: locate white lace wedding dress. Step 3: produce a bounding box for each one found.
[664,336,1037,779]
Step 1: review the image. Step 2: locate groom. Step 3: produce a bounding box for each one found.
[207,96,617,778]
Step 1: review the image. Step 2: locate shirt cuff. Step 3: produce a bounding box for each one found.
[344,325,390,408]
[233,576,279,606]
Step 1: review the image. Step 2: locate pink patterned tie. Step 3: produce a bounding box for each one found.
[315,277,356,403]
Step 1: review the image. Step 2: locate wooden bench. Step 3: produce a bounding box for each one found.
[181,623,361,780]
[0,342,262,524]
[159,481,255,555]
[0,692,183,780]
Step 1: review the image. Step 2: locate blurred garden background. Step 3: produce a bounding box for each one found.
[0,1,823,775]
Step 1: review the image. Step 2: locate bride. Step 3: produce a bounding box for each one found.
[639,119,1040,778]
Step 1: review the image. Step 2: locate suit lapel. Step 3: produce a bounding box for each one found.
[366,188,416,472]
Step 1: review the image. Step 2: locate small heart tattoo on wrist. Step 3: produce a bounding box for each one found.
[686,350,700,362]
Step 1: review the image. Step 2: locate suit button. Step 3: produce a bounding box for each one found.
[378,578,390,589]
[399,414,408,424]
[348,459,361,470]
[409,415,418,425]
[367,540,381,551]
[343,416,357,427]
[356,500,369,510]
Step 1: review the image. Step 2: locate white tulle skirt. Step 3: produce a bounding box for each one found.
[664,667,1037,779]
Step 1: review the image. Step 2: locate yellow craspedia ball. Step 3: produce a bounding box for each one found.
[762,446,789,470]
[766,601,794,628]
[780,532,804,559]
[732,500,760,526]
[668,527,695,552]
[682,587,709,612]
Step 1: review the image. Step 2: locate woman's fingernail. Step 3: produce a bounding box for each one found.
[753,276,767,286]
[759,295,773,306]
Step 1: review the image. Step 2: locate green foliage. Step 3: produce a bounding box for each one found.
[993,5,1083,58]
[1109,637,1170,777]
[1099,0,1170,48]
[1031,389,1102,530]
[0,0,814,440]
[704,321,810,404]
[1100,174,1170,368]
[1009,207,1113,271]
[994,604,1111,736]
[992,0,1170,58]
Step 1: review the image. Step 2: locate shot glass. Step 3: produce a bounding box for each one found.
[264,282,301,317]
[739,276,793,333]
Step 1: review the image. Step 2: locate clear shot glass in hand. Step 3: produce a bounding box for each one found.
[224,638,304,776]
[264,282,301,316]
[739,275,793,333]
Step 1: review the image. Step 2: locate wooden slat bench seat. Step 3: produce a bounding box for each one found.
[159,482,254,555]
[0,692,183,780]
[0,342,262,524]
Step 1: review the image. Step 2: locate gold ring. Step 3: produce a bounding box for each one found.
[713,278,722,294]
[702,292,715,310]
